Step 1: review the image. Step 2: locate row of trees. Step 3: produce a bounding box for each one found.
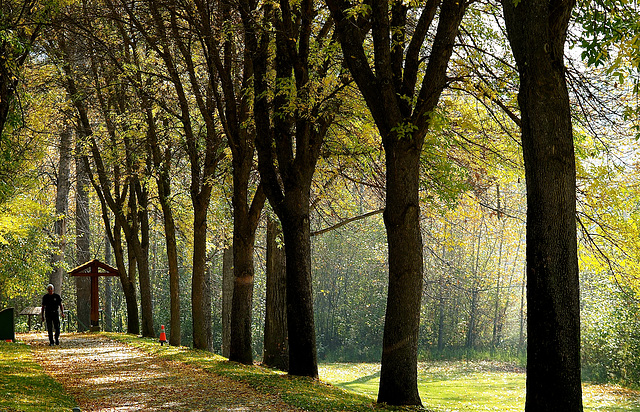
[3,0,640,409]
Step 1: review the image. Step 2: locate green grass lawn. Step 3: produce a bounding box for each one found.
[319,362,640,412]
[0,341,76,412]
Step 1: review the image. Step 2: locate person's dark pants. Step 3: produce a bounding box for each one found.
[45,312,60,345]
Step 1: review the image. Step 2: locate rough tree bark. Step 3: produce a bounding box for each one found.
[222,246,233,358]
[192,202,212,350]
[240,0,336,378]
[263,217,289,371]
[502,0,583,410]
[126,177,154,338]
[327,0,467,405]
[104,236,113,332]
[211,0,267,365]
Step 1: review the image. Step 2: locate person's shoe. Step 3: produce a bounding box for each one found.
[55,341,59,345]
[49,342,54,346]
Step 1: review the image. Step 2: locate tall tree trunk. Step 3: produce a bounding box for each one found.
[215,0,266,365]
[75,144,92,332]
[229,226,256,364]
[167,222,181,346]
[491,226,505,353]
[518,266,526,357]
[205,261,213,351]
[502,0,582,410]
[96,180,139,335]
[263,217,288,371]
[327,0,467,404]
[466,288,478,350]
[104,235,113,332]
[130,179,154,338]
[143,86,181,345]
[56,35,92,332]
[437,282,445,351]
[222,246,233,357]
[242,0,325,378]
[90,167,140,335]
[192,202,211,350]
[155,163,181,346]
[127,239,140,330]
[280,196,317,377]
[229,164,265,364]
[49,126,72,293]
[378,139,423,404]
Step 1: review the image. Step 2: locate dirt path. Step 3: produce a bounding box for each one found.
[21,332,304,412]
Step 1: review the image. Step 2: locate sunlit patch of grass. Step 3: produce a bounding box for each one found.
[415,361,526,412]
[417,372,524,412]
[583,383,640,411]
[0,340,77,412]
[320,361,640,412]
[319,363,381,397]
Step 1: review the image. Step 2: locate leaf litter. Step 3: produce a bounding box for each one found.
[21,332,303,412]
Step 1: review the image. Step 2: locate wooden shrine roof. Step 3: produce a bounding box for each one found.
[68,259,120,277]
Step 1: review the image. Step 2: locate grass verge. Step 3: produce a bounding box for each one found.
[320,361,525,412]
[0,340,77,412]
[104,332,419,412]
[320,362,640,412]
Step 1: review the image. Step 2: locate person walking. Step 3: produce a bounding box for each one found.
[41,284,65,346]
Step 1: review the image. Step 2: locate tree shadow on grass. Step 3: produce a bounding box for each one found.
[337,371,381,393]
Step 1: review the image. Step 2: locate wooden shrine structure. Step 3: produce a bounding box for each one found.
[69,259,119,331]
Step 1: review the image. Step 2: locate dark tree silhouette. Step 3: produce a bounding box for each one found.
[502,0,583,410]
